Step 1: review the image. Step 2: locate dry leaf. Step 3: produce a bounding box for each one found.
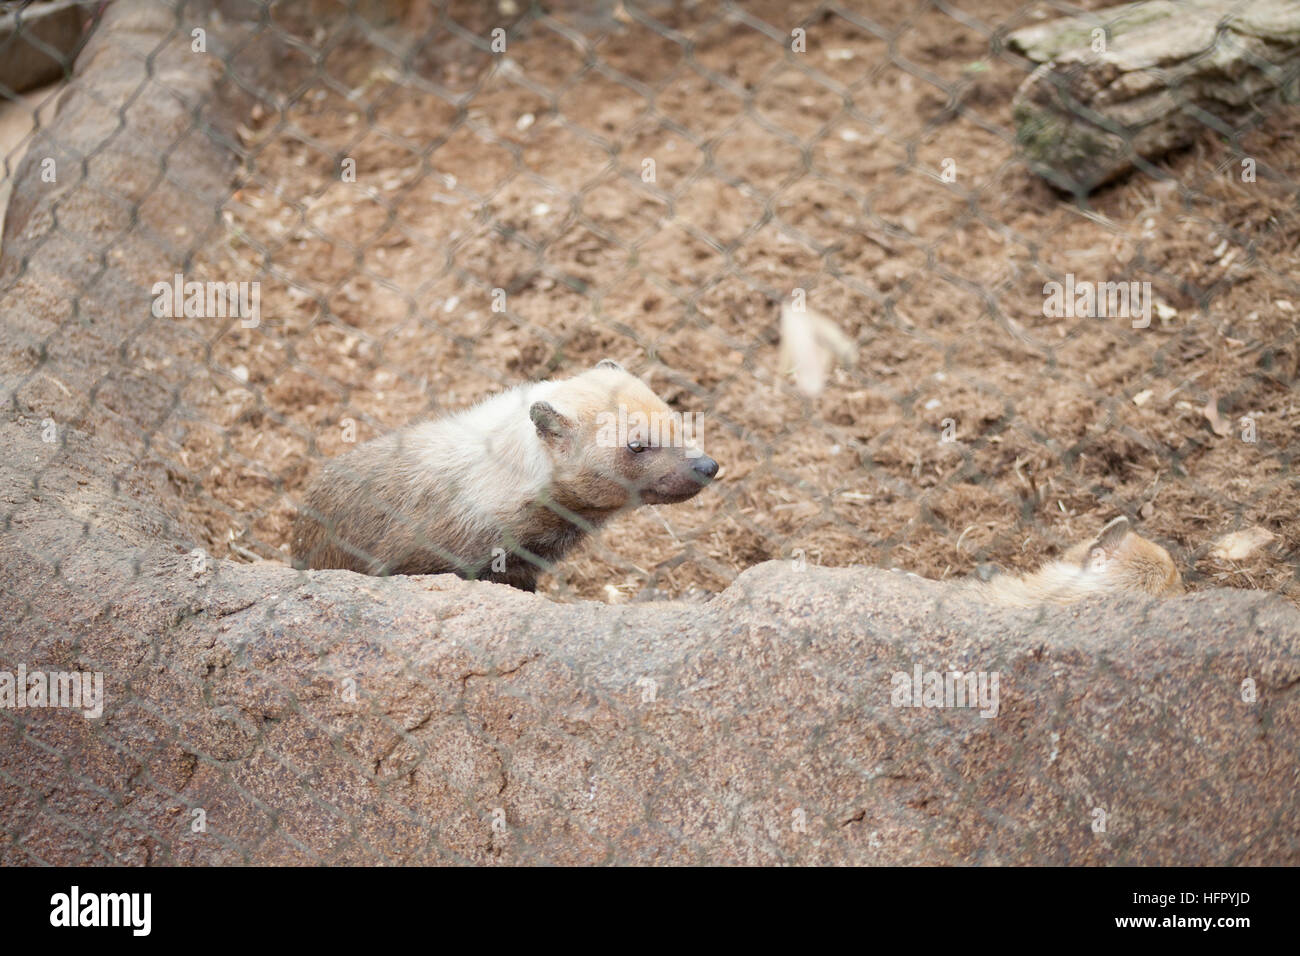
[779,304,857,397]
[1203,395,1232,437]
[1211,527,1275,562]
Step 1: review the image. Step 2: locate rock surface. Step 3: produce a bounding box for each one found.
[1,0,1298,865]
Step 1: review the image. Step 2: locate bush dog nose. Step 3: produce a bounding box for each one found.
[693,456,719,480]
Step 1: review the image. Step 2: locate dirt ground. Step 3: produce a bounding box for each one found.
[170,0,1300,604]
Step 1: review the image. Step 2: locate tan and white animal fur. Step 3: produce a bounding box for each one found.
[292,360,717,591]
[963,516,1183,607]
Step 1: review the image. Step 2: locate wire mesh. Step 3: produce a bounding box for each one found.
[0,0,1297,864]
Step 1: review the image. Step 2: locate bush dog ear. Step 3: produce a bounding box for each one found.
[530,401,576,442]
[595,358,624,371]
[1083,516,1131,570]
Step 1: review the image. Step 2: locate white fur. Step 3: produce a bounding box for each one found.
[407,384,547,529]
[391,375,608,548]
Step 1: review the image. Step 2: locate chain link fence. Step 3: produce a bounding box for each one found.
[1,0,1298,865]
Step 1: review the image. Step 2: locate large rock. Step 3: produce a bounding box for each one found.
[4,540,1300,865]
[1,0,1298,865]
